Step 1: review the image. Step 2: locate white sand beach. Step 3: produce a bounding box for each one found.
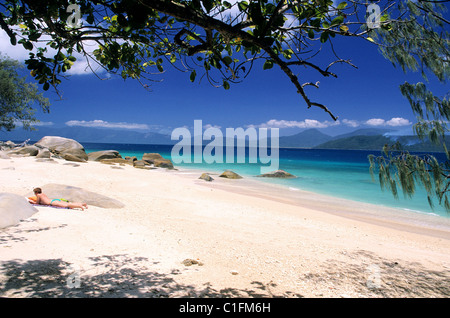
[1,156,449,298]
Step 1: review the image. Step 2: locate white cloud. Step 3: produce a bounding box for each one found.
[342,119,360,128]
[252,119,340,129]
[247,116,412,130]
[65,119,150,130]
[386,117,412,126]
[365,117,412,127]
[365,118,386,126]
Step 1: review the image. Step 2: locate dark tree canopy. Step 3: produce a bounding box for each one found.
[1,0,446,118]
[0,54,50,131]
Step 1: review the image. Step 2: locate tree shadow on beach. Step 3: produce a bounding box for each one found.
[0,220,68,246]
[300,250,450,297]
[0,254,299,298]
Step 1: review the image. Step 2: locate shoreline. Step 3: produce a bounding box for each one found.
[1,156,449,297]
[172,166,450,240]
[84,145,450,220]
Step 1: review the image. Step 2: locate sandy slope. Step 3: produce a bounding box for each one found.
[0,156,449,298]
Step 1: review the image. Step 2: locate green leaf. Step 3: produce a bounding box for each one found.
[331,15,344,26]
[238,1,248,12]
[190,69,197,82]
[320,32,329,43]
[308,29,315,39]
[9,34,17,46]
[170,54,176,63]
[263,59,273,70]
[283,49,294,59]
[223,1,232,9]
[222,56,232,66]
[337,2,347,10]
[340,25,349,33]
[43,82,50,91]
[223,80,230,90]
[87,13,95,25]
[23,41,33,51]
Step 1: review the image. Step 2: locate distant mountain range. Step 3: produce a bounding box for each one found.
[1,126,446,152]
[280,128,445,152]
[1,126,174,145]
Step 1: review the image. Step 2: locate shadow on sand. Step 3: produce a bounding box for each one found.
[0,254,301,298]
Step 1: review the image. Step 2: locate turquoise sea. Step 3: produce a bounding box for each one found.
[83,142,450,219]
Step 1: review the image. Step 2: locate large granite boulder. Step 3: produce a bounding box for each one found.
[35,136,88,162]
[219,170,243,179]
[8,145,39,156]
[29,184,125,209]
[35,136,84,153]
[0,193,38,229]
[257,170,296,178]
[88,150,122,161]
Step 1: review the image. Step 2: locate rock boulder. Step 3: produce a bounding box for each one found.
[257,170,296,178]
[35,136,88,162]
[219,170,243,179]
[142,153,163,164]
[199,173,214,182]
[153,158,174,169]
[8,145,39,156]
[88,150,122,161]
[36,148,51,159]
[0,193,38,229]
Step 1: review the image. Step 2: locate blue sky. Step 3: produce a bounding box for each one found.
[0,10,447,138]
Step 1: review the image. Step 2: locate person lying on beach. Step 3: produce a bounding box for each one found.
[30,187,88,211]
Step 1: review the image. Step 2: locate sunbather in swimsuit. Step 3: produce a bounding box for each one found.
[32,188,88,211]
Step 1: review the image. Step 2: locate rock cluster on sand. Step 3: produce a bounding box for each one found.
[4,137,89,162]
[0,193,38,229]
[2,136,176,170]
[257,170,296,178]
